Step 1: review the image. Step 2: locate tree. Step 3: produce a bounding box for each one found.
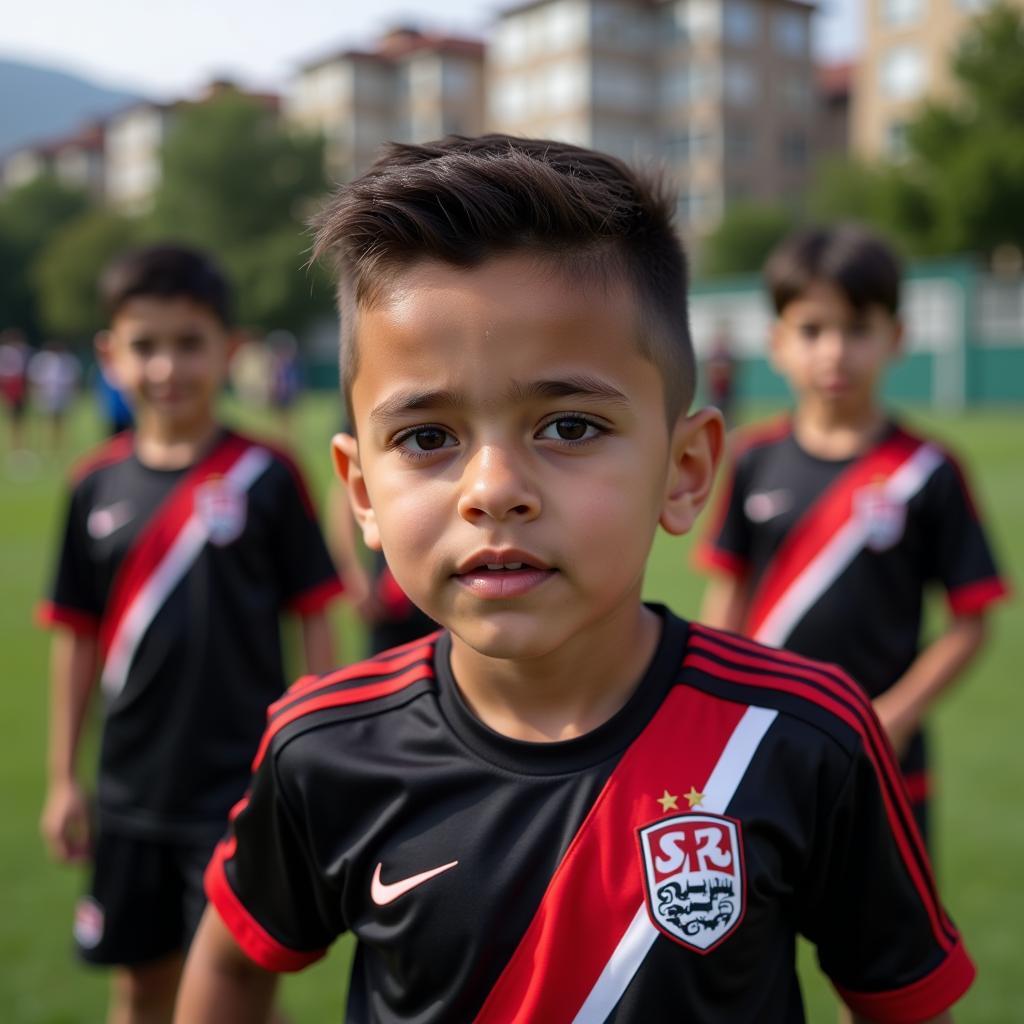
[813,2,1024,259]
[0,176,91,338]
[33,209,140,341]
[699,203,795,278]
[148,91,333,331]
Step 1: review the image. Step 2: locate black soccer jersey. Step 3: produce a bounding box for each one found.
[39,428,343,839]
[207,610,974,1023]
[698,417,1008,698]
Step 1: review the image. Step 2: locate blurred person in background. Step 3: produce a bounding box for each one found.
[29,341,81,453]
[37,244,342,1024]
[704,319,737,428]
[0,327,33,463]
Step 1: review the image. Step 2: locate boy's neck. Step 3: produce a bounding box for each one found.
[133,415,222,470]
[792,402,888,461]
[448,600,661,743]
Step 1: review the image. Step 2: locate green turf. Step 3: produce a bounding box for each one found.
[1,397,1020,1022]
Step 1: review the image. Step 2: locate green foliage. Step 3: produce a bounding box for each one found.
[699,202,795,278]
[148,91,333,332]
[33,209,140,342]
[813,2,1024,259]
[0,176,91,338]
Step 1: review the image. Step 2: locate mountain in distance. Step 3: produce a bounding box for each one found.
[0,56,145,155]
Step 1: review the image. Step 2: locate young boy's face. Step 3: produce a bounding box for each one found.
[771,281,902,415]
[335,254,721,662]
[97,296,233,436]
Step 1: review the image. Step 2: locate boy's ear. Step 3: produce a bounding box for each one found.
[660,406,726,537]
[331,432,382,551]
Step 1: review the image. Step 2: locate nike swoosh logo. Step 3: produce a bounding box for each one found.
[370,860,459,906]
[744,490,792,523]
[87,501,135,539]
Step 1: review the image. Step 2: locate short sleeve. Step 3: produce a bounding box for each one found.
[799,733,975,1022]
[265,453,344,615]
[204,738,346,971]
[37,486,102,634]
[923,454,1009,616]
[694,449,752,579]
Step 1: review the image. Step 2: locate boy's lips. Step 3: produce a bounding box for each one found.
[453,549,556,599]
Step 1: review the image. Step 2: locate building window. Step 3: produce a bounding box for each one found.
[886,120,909,159]
[724,123,753,160]
[773,10,808,57]
[883,0,924,26]
[662,127,714,161]
[724,0,759,46]
[780,130,807,166]
[780,74,812,112]
[659,64,714,107]
[723,61,757,105]
[881,46,925,99]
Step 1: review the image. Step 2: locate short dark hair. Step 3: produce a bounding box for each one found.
[312,134,694,417]
[764,224,902,316]
[100,244,233,326]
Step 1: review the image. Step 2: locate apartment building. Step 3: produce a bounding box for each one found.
[488,0,817,235]
[103,100,176,211]
[287,27,486,182]
[1,122,106,197]
[854,0,1024,160]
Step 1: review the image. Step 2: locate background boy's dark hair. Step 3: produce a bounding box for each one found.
[100,244,233,327]
[312,134,695,418]
[764,224,903,317]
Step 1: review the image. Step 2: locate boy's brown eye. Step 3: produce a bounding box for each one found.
[414,428,448,450]
[554,418,587,441]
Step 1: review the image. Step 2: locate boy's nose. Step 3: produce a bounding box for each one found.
[457,445,540,524]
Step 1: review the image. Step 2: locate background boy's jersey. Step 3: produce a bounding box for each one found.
[39,429,342,840]
[697,418,1008,697]
[207,611,974,1024]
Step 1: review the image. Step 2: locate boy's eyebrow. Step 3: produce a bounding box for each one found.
[368,375,630,424]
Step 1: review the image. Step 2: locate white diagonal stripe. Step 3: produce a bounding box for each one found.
[101,446,273,698]
[754,444,944,648]
[571,705,778,1024]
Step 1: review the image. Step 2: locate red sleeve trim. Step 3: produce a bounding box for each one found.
[692,542,749,579]
[287,576,345,615]
[204,839,327,973]
[35,600,99,635]
[947,577,1011,616]
[835,938,975,1023]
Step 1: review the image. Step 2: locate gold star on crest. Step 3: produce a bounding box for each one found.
[685,786,705,809]
[656,790,679,812]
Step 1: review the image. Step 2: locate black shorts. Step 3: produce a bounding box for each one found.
[899,730,930,848]
[74,829,219,967]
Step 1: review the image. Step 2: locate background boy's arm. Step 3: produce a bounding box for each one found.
[299,610,335,676]
[873,613,988,756]
[174,907,277,1023]
[699,575,751,633]
[40,628,98,863]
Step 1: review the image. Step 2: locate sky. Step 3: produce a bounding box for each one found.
[1,0,860,100]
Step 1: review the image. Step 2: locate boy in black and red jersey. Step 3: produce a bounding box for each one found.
[697,226,1008,842]
[178,139,975,1024]
[38,245,343,1023]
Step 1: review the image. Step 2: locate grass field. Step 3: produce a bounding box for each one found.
[1,395,1020,1022]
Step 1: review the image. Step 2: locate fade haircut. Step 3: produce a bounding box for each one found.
[764,224,903,317]
[312,134,695,418]
[100,244,233,326]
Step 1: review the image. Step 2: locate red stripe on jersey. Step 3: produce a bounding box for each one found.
[947,576,1010,616]
[685,631,955,951]
[205,832,327,972]
[97,433,253,660]
[835,937,975,1023]
[744,430,923,639]
[69,431,134,484]
[35,599,99,635]
[286,576,345,615]
[695,417,792,577]
[253,661,432,771]
[902,771,930,805]
[272,638,437,710]
[473,684,747,1024]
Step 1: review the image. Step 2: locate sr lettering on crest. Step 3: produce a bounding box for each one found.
[638,813,745,952]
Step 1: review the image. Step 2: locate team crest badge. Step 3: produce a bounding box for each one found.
[638,813,744,953]
[195,475,247,546]
[853,483,906,552]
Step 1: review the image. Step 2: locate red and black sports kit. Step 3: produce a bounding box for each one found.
[208,610,974,1023]
[39,429,342,963]
[697,418,1009,838]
